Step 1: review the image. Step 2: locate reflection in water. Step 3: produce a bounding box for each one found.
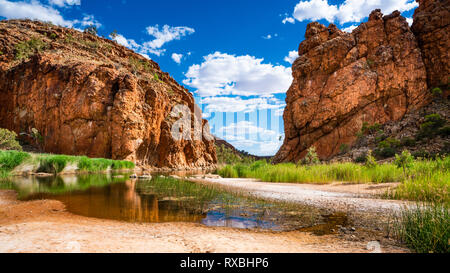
[2,174,338,232]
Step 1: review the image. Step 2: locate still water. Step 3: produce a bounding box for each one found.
[1,173,328,231]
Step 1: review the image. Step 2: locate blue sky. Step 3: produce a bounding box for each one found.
[0,0,418,156]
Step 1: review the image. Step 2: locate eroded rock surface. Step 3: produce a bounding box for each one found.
[412,0,450,89]
[274,7,441,162]
[0,20,216,169]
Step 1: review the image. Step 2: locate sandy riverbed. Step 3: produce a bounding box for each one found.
[188,178,410,214]
[0,188,407,253]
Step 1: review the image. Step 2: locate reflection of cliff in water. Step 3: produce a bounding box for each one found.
[24,179,206,223]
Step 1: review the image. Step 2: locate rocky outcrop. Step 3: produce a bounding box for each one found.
[412,0,450,89]
[274,9,432,163]
[0,20,216,169]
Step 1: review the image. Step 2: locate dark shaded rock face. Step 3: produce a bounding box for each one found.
[0,20,216,169]
[274,8,432,163]
[412,0,450,89]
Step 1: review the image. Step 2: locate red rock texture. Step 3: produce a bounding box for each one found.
[0,20,216,169]
[274,9,431,162]
[412,0,450,89]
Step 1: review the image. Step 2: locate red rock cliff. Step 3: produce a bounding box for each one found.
[412,0,450,89]
[0,20,216,169]
[274,7,436,163]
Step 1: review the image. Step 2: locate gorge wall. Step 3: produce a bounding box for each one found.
[0,20,216,169]
[274,0,449,163]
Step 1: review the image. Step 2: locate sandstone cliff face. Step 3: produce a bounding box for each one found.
[0,20,216,169]
[412,0,450,89]
[274,9,431,163]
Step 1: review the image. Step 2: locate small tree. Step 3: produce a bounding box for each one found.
[110,30,118,40]
[0,128,22,151]
[395,150,414,178]
[84,25,98,35]
[300,146,320,165]
[365,150,378,168]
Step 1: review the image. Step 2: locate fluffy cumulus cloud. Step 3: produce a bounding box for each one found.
[48,0,80,7]
[200,96,285,114]
[110,25,195,57]
[142,24,195,56]
[184,52,292,97]
[0,0,72,26]
[73,14,101,28]
[0,0,100,29]
[284,50,299,64]
[217,121,283,156]
[171,53,183,64]
[285,0,418,24]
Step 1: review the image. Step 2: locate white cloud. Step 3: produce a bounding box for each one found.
[342,24,357,32]
[293,0,338,22]
[73,14,101,28]
[262,33,278,40]
[0,0,101,30]
[284,50,299,64]
[0,0,72,26]
[217,121,283,156]
[110,25,194,57]
[141,24,194,56]
[48,0,80,8]
[287,0,418,24]
[184,52,292,97]
[171,53,183,64]
[405,17,413,26]
[282,17,295,24]
[219,121,277,137]
[200,96,285,114]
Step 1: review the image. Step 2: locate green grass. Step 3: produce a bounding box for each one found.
[36,154,77,174]
[0,150,135,177]
[218,158,450,203]
[218,161,404,184]
[393,203,449,253]
[0,150,31,177]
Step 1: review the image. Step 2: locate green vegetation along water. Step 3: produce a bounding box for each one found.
[218,157,450,204]
[0,174,335,232]
[0,150,135,178]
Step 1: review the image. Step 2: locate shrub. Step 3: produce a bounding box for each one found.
[0,128,22,151]
[439,126,450,137]
[300,146,320,165]
[375,137,401,158]
[417,114,446,140]
[431,87,443,97]
[400,137,416,147]
[15,38,47,61]
[84,25,98,35]
[395,150,414,177]
[394,204,449,253]
[355,153,367,163]
[339,143,349,154]
[365,150,378,168]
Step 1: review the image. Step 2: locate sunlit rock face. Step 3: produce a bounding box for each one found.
[412,0,450,89]
[0,20,216,169]
[274,8,434,162]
